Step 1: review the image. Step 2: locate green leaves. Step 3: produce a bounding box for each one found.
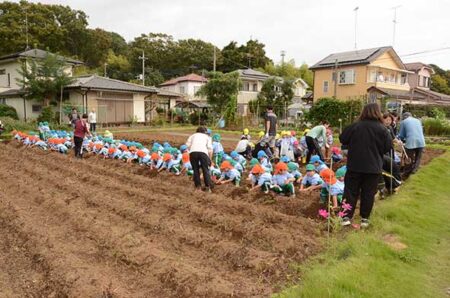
[306,98,364,127]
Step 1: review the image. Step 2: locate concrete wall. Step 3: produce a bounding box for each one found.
[160,81,206,101]
[133,93,146,122]
[0,61,22,90]
[4,97,49,121]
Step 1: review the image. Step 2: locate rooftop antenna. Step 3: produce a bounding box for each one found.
[353,7,359,50]
[392,5,401,48]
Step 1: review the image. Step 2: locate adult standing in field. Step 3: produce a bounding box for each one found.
[398,112,425,175]
[186,126,214,192]
[264,106,277,156]
[340,103,392,228]
[305,121,330,162]
[88,108,97,133]
[73,113,91,158]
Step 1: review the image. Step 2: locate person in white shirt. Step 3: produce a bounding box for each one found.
[88,108,97,132]
[186,126,214,191]
[235,136,251,159]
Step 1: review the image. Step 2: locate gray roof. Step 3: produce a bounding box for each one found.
[0,88,25,97]
[404,62,434,73]
[310,46,400,70]
[237,68,270,80]
[67,75,158,93]
[367,86,426,100]
[0,48,83,65]
[157,89,185,98]
[175,101,210,109]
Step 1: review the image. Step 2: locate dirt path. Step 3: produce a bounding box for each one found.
[0,142,323,297]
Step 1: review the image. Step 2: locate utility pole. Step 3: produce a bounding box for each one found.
[247,53,252,69]
[281,50,286,65]
[353,7,359,50]
[138,50,148,86]
[213,46,216,73]
[104,63,107,77]
[25,8,29,49]
[333,59,338,98]
[392,5,401,47]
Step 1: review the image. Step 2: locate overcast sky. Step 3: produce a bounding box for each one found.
[25,0,450,69]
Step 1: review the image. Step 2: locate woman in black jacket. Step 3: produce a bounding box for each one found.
[339,103,392,228]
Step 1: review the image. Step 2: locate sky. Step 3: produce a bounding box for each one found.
[24,0,450,69]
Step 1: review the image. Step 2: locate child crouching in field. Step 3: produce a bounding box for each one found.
[159,153,182,175]
[249,164,272,194]
[216,161,241,186]
[271,162,295,197]
[287,162,302,184]
[212,133,224,165]
[319,168,345,210]
[300,164,323,192]
[310,155,328,173]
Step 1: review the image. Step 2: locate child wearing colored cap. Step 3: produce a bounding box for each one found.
[287,162,302,184]
[300,164,323,191]
[257,150,272,173]
[159,153,182,175]
[216,161,241,186]
[235,136,252,159]
[230,150,247,168]
[249,164,273,193]
[319,168,344,209]
[331,146,343,163]
[241,128,251,141]
[271,162,295,196]
[179,145,193,175]
[212,133,224,166]
[309,155,328,173]
[150,152,163,169]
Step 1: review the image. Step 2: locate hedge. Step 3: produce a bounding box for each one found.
[0,104,19,120]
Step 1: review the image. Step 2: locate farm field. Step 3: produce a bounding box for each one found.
[0,140,322,297]
[0,130,445,297]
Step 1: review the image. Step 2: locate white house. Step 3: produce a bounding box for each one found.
[159,73,207,102]
[236,68,270,116]
[0,48,168,123]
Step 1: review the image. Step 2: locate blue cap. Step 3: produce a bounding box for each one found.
[180,144,188,151]
[230,151,238,158]
[257,150,267,159]
[280,156,290,163]
[309,155,322,164]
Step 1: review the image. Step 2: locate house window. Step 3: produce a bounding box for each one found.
[377,72,384,82]
[323,81,329,93]
[252,83,258,92]
[369,71,377,83]
[338,69,355,84]
[7,73,10,87]
[0,98,6,104]
[400,73,407,85]
[32,105,42,113]
[423,76,429,87]
[179,86,186,94]
[0,69,5,75]
[243,82,250,91]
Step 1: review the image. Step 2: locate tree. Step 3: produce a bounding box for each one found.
[196,71,241,124]
[431,74,450,95]
[17,52,74,106]
[262,60,313,87]
[250,77,294,117]
[219,40,272,72]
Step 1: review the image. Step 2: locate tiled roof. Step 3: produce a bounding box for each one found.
[310,46,395,70]
[404,62,434,73]
[159,73,207,86]
[67,75,158,93]
[0,48,83,65]
[0,88,25,96]
[237,68,270,80]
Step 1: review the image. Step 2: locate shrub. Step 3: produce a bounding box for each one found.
[0,104,19,120]
[189,112,208,126]
[305,97,364,127]
[0,117,36,133]
[403,104,450,118]
[422,118,450,136]
[37,106,55,123]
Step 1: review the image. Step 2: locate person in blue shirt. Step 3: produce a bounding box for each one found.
[319,168,344,209]
[271,162,295,196]
[230,150,247,168]
[287,162,302,184]
[212,133,224,165]
[257,150,272,173]
[249,164,273,193]
[300,164,323,191]
[216,161,241,186]
[398,112,425,175]
[310,155,328,173]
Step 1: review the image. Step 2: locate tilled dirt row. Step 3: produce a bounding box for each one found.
[0,142,322,297]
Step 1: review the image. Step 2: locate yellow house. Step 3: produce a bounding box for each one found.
[310,46,416,103]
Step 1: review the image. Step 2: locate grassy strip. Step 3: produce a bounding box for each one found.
[277,148,450,298]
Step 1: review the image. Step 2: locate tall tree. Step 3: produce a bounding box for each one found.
[17,52,74,106]
[250,77,294,117]
[219,40,272,73]
[263,60,313,87]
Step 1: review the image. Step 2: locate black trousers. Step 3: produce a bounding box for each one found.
[344,171,380,219]
[90,123,96,132]
[74,136,84,158]
[305,136,324,163]
[405,147,423,175]
[190,152,213,189]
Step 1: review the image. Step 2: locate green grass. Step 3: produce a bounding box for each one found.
[276,148,450,298]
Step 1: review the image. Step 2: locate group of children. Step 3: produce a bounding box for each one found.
[12,125,380,211]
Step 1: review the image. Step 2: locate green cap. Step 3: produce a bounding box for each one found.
[249,158,259,167]
[336,167,347,178]
[306,164,315,171]
[287,162,299,171]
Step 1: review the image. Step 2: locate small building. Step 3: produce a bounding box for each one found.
[292,78,309,101]
[159,73,207,102]
[405,62,434,90]
[237,68,270,116]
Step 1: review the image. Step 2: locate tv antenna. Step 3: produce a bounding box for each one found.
[392,5,401,47]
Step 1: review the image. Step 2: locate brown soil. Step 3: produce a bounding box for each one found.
[382,234,408,251]
[0,141,324,297]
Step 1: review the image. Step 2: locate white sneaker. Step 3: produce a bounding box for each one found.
[341,217,351,226]
[361,218,370,228]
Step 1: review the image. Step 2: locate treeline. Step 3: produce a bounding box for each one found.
[430,64,450,95]
[0,1,313,86]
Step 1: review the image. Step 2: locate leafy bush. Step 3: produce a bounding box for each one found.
[189,112,209,126]
[305,97,364,127]
[0,117,36,133]
[37,106,55,123]
[403,104,450,118]
[423,118,450,136]
[0,104,19,120]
